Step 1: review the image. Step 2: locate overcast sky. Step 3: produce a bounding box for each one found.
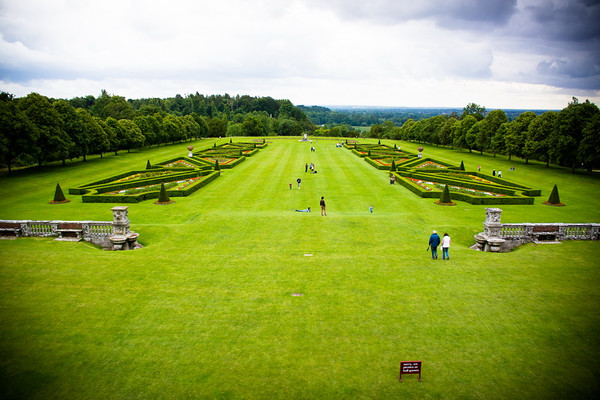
[1,0,599,109]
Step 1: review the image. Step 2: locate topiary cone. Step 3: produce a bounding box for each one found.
[215,160,220,171]
[390,160,396,172]
[51,183,69,203]
[544,184,564,206]
[440,184,452,203]
[435,184,455,206]
[146,160,152,169]
[156,183,171,204]
[460,161,465,171]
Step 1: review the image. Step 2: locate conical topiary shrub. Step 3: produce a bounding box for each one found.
[154,183,174,205]
[460,161,465,171]
[49,183,70,204]
[435,184,456,206]
[543,184,565,206]
[390,160,396,172]
[215,160,220,171]
[146,160,152,169]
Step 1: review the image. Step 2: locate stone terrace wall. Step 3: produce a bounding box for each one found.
[0,207,140,251]
[472,208,600,252]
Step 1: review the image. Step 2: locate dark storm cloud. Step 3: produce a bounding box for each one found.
[315,0,599,90]
[515,0,600,89]
[522,0,600,42]
[312,0,518,28]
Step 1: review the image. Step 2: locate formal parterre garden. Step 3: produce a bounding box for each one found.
[345,141,541,205]
[68,140,266,203]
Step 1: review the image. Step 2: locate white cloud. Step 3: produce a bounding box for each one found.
[0,0,598,109]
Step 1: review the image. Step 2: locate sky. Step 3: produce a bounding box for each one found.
[1,0,599,110]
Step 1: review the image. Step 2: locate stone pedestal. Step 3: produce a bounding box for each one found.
[471,233,487,251]
[486,237,506,252]
[109,206,140,250]
[109,234,127,250]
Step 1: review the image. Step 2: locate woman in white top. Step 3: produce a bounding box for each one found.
[442,233,451,260]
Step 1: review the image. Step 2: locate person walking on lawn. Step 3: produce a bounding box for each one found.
[428,230,440,259]
[442,233,451,260]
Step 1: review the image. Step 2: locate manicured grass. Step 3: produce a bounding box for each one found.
[1,137,599,399]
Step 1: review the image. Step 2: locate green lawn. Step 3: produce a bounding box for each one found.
[1,137,599,399]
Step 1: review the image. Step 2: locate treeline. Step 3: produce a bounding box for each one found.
[0,91,315,172]
[297,105,454,127]
[367,100,600,172]
[297,105,546,127]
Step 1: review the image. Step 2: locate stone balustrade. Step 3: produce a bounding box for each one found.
[0,206,141,251]
[472,208,599,252]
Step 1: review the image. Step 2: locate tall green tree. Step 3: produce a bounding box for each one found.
[424,115,445,145]
[504,111,537,161]
[208,116,228,137]
[242,115,266,136]
[54,99,89,162]
[104,117,122,155]
[439,117,458,148]
[0,97,35,173]
[92,90,135,120]
[276,118,302,136]
[579,112,600,171]
[524,111,557,167]
[454,115,477,150]
[163,115,184,143]
[466,120,482,153]
[18,93,70,167]
[76,108,109,158]
[461,103,486,121]
[553,97,600,171]
[118,119,144,151]
[490,122,509,157]
[190,113,209,139]
[477,109,508,155]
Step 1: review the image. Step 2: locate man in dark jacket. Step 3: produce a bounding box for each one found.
[429,230,441,259]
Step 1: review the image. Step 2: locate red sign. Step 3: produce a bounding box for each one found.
[399,361,422,382]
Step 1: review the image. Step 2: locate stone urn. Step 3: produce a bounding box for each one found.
[418,146,423,158]
[187,145,194,157]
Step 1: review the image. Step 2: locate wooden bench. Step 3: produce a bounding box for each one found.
[532,225,560,242]
[55,223,83,241]
[0,222,22,237]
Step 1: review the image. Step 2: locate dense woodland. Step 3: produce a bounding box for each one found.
[0,91,316,172]
[0,91,598,172]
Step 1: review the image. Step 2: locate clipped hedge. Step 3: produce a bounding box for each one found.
[81,171,221,203]
[393,173,535,205]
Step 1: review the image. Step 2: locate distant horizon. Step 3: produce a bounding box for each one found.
[312,104,561,111]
